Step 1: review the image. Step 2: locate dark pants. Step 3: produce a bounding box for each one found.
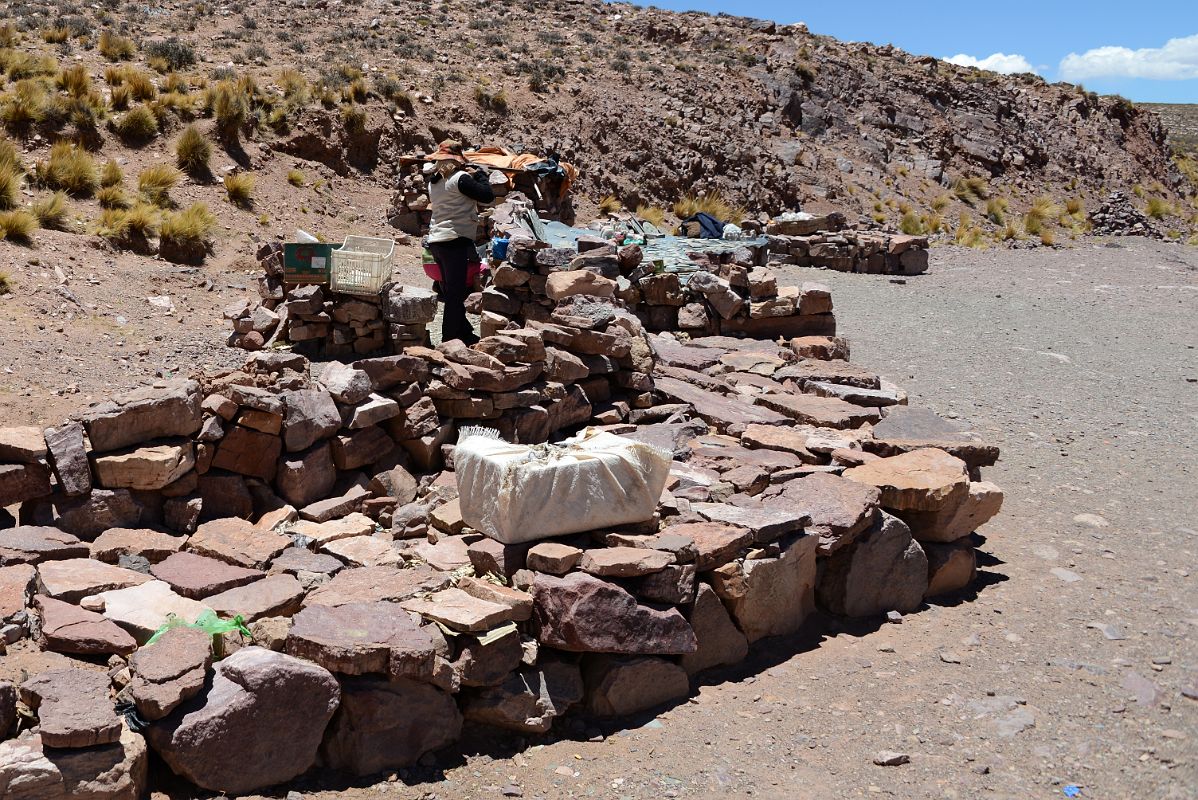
[428,237,477,344]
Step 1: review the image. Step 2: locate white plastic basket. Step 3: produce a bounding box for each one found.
[329,235,395,295]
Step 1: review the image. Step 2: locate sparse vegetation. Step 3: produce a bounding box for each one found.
[159,201,216,263]
[473,84,509,113]
[953,176,989,206]
[144,38,196,72]
[0,209,36,243]
[0,271,9,294]
[100,159,123,188]
[138,164,181,206]
[98,31,136,61]
[36,142,97,196]
[209,81,248,138]
[1,79,49,129]
[114,105,158,142]
[1024,196,1061,236]
[1146,197,1175,219]
[175,124,210,175]
[673,190,745,224]
[985,197,1008,226]
[954,213,986,248]
[97,184,130,209]
[931,193,952,212]
[598,195,621,215]
[342,105,366,133]
[899,211,925,235]
[32,191,69,229]
[96,202,159,247]
[635,205,666,227]
[224,172,255,206]
[0,162,20,211]
[287,169,305,187]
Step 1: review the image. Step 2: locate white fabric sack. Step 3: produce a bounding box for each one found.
[455,428,672,544]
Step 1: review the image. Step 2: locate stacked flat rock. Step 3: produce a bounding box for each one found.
[0,276,1005,798]
[765,213,929,275]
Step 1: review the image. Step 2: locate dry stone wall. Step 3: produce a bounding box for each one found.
[1,278,1002,796]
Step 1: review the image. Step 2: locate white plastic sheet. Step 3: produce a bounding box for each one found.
[455,428,672,544]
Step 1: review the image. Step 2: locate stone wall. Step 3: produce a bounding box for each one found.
[765,213,930,276]
[0,283,1003,797]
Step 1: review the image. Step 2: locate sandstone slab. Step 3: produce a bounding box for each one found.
[754,392,881,429]
[38,559,150,603]
[526,542,582,574]
[402,587,514,632]
[302,565,451,607]
[842,448,969,512]
[21,669,121,748]
[36,595,137,656]
[896,480,1004,543]
[91,580,213,644]
[128,626,212,720]
[924,540,978,597]
[680,583,748,675]
[187,518,290,568]
[0,462,53,506]
[205,574,305,621]
[43,422,92,497]
[320,535,400,568]
[0,426,47,463]
[286,601,436,680]
[663,522,753,571]
[0,527,88,566]
[710,533,817,643]
[578,546,673,578]
[865,406,999,468]
[0,563,35,619]
[693,502,810,544]
[151,552,264,599]
[816,512,928,617]
[80,380,201,453]
[91,441,194,491]
[0,724,146,800]
[769,472,881,555]
[90,528,185,564]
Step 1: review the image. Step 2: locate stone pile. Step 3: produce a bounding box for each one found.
[765,212,929,275]
[1087,190,1161,238]
[1,282,1005,797]
[225,243,439,356]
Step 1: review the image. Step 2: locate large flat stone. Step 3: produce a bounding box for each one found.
[90,527,185,564]
[302,566,451,607]
[740,423,819,462]
[401,587,514,632]
[865,406,999,468]
[205,574,305,621]
[151,552,264,599]
[91,441,194,491]
[653,375,789,434]
[0,563,35,620]
[20,669,122,748]
[0,462,53,506]
[754,392,881,429]
[286,601,437,680]
[767,472,881,555]
[186,518,290,568]
[43,422,92,497]
[211,425,282,482]
[680,583,748,675]
[80,379,202,453]
[128,626,213,720]
[36,595,138,656]
[0,527,88,566]
[90,580,213,644]
[578,547,673,578]
[37,559,150,603]
[693,502,810,544]
[0,426,47,463]
[895,480,1004,543]
[774,359,880,389]
[842,447,970,512]
[662,522,753,571]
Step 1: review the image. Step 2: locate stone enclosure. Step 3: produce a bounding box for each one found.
[1,239,1000,797]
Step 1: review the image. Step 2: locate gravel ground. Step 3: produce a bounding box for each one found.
[234,238,1196,800]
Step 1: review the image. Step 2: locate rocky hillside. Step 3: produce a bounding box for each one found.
[0,0,1193,268]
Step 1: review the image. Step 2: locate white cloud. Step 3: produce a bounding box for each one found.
[1059,33,1198,81]
[944,52,1037,75]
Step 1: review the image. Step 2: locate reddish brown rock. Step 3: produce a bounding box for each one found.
[924,540,978,597]
[584,656,690,716]
[0,724,147,799]
[43,421,92,497]
[680,583,749,675]
[211,425,282,482]
[754,392,881,429]
[526,542,583,574]
[151,552,264,599]
[80,379,202,453]
[90,441,194,491]
[0,563,35,620]
[815,512,928,617]
[455,626,523,687]
[654,376,789,434]
[456,577,533,622]
[91,580,213,644]
[320,535,400,568]
[36,595,138,656]
[269,547,344,577]
[790,336,850,361]
[281,389,342,452]
[37,558,150,603]
[0,426,47,462]
[531,572,697,655]
[128,626,213,720]
[319,677,461,776]
[205,574,305,621]
[0,462,53,506]
[145,647,339,794]
[709,533,818,643]
[693,502,809,544]
[842,448,970,512]
[864,406,999,469]
[774,359,879,389]
[896,480,1004,543]
[663,522,753,571]
[187,518,290,568]
[464,661,584,733]
[0,526,88,566]
[20,669,122,748]
[302,566,451,607]
[401,588,514,632]
[275,442,337,508]
[578,547,673,578]
[467,537,529,579]
[330,426,396,471]
[767,473,881,555]
[90,527,185,564]
[286,602,437,679]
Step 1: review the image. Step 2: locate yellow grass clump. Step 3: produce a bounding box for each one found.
[175,124,210,175]
[224,172,255,207]
[138,163,181,206]
[36,142,97,196]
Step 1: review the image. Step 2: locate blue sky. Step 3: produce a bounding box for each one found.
[623,1,1198,103]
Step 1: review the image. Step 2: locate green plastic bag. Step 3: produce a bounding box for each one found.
[146,609,251,648]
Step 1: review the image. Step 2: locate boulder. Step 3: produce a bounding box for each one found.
[20,669,121,748]
[0,724,146,800]
[464,660,584,733]
[43,422,92,497]
[924,540,977,597]
[709,533,817,643]
[320,676,461,775]
[816,512,928,617]
[128,626,213,720]
[842,448,970,513]
[80,380,202,453]
[896,480,1004,543]
[36,595,138,656]
[286,601,437,680]
[90,441,194,491]
[28,490,145,541]
[275,442,337,508]
[318,362,372,404]
[680,583,748,675]
[280,389,342,452]
[531,572,697,654]
[584,656,690,716]
[0,526,88,566]
[545,270,616,301]
[146,647,340,794]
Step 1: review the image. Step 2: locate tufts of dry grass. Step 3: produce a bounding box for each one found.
[208,81,248,137]
[224,172,255,207]
[0,270,9,294]
[673,190,745,224]
[138,164,181,207]
[32,191,69,229]
[175,124,210,175]
[1023,196,1061,235]
[57,65,91,98]
[954,212,986,248]
[287,169,305,187]
[473,84,508,113]
[985,197,1008,226]
[3,51,58,80]
[96,202,160,245]
[36,142,97,196]
[0,161,20,211]
[341,105,366,133]
[97,184,130,209]
[635,204,666,227]
[953,176,989,206]
[0,209,37,243]
[0,136,18,172]
[1146,197,1175,219]
[114,104,158,142]
[159,202,216,262]
[100,159,123,188]
[1,79,49,128]
[109,84,132,111]
[899,211,925,235]
[598,195,622,215]
[98,31,136,61]
[124,70,157,102]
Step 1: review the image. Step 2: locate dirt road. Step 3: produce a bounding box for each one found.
[254,239,1196,800]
